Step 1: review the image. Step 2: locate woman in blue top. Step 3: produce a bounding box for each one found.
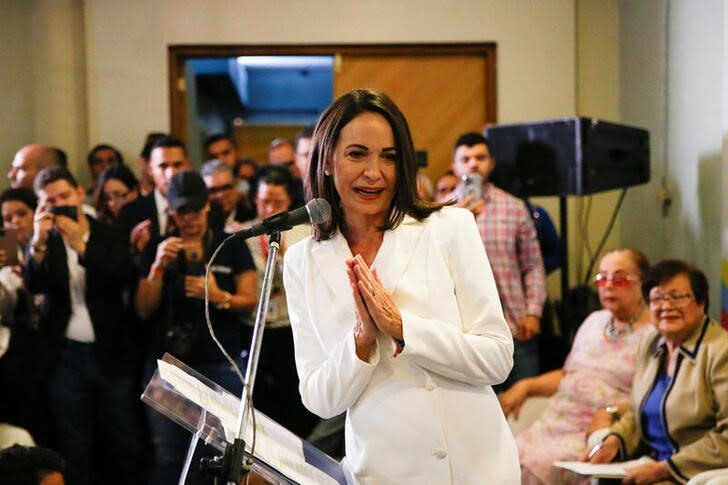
[586,260,728,484]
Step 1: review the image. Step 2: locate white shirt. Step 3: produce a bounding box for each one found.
[63,231,95,342]
[154,188,169,235]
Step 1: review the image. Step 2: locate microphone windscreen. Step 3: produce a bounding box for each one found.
[306,198,332,225]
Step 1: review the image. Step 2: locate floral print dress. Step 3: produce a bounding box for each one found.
[517,309,653,484]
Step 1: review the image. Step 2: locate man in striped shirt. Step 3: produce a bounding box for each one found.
[451,132,546,388]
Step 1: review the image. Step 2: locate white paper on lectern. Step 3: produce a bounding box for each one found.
[554,456,655,478]
[156,359,337,485]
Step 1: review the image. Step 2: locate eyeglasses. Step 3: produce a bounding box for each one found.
[207,183,234,195]
[648,293,694,307]
[594,273,639,288]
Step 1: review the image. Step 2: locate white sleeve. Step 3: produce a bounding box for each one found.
[283,246,379,419]
[399,209,514,386]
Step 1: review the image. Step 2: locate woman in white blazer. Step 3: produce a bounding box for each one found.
[283,89,520,484]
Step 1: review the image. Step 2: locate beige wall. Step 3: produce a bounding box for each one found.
[0,1,34,173]
[0,0,87,183]
[619,0,724,317]
[80,0,576,163]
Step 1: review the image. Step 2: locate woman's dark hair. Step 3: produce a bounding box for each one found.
[642,259,709,312]
[0,188,38,215]
[307,88,444,240]
[249,164,296,202]
[94,164,140,222]
[87,143,123,167]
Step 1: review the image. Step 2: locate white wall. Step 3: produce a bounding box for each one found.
[0,0,87,185]
[0,1,34,174]
[620,0,724,318]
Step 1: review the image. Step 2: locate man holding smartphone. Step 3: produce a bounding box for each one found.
[451,132,546,388]
[26,167,144,485]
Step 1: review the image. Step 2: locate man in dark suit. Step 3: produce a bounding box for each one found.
[25,166,144,485]
[117,135,191,252]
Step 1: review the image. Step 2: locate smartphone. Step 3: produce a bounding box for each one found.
[0,228,19,267]
[461,173,483,200]
[50,205,78,221]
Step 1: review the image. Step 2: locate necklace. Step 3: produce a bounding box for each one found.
[604,308,643,341]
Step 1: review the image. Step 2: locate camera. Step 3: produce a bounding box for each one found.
[177,248,205,276]
[50,205,78,221]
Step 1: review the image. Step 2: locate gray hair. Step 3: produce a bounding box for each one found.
[200,159,233,178]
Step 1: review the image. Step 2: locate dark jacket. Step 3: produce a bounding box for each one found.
[24,217,139,376]
[117,191,161,241]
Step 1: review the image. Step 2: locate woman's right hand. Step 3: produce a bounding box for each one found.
[582,434,620,463]
[346,260,379,361]
[499,379,530,419]
[153,237,182,270]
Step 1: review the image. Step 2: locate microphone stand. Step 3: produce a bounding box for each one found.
[201,231,281,484]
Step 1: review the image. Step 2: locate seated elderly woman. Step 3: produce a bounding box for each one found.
[586,259,728,484]
[499,248,652,484]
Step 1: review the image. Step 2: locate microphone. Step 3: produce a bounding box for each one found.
[234,198,331,239]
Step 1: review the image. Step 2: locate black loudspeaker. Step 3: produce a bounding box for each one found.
[484,117,650,196]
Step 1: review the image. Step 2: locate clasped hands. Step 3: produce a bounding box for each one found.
[347,254,402,360]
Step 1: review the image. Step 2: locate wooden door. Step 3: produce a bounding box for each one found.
[169,44,496,179]
[334,55,488,181]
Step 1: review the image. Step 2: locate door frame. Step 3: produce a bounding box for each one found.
[168,43,497,141]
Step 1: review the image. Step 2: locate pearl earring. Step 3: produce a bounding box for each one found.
[324,169,331,176]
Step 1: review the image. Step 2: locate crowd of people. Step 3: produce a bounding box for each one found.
[0,130,318,484]
[0,87,727,485]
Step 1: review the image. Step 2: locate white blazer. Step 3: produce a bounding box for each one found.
[283,206,520,484]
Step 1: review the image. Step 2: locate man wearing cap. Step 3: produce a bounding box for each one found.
[135,170,257,484]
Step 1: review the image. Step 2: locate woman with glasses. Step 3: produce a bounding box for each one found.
[586,259,728,483]
[500,248,652,484]
[94,164,140,225]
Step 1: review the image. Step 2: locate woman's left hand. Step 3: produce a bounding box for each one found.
[623,460,670,484]
[348,254,403,340]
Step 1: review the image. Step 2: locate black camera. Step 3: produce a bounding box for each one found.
[165,321,198,359]
[50,205,78,221]
[177,249,205,276]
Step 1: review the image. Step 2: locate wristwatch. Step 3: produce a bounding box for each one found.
[605,404,620,422]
